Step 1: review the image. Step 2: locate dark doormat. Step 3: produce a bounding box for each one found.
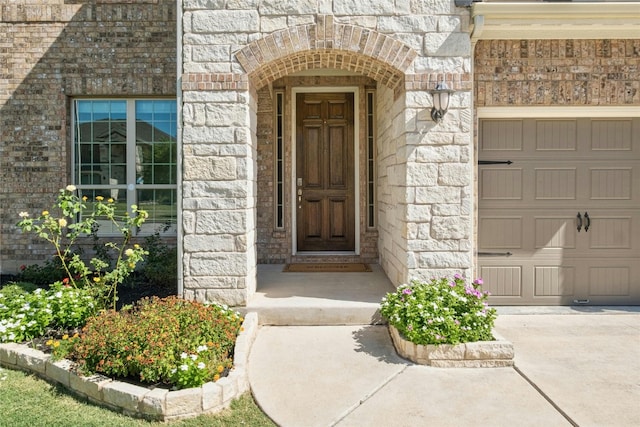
[283,263,372,273]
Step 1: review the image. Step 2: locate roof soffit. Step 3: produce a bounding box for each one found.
[471,2,640,40]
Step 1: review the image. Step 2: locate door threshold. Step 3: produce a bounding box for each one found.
[295,251,357,256]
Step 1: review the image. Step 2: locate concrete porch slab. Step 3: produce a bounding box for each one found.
[245,264,396,325]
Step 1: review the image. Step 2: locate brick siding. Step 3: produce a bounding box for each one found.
[475,39,640,106]
[1,0,176,272]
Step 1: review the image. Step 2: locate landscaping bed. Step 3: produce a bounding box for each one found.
[0,312,259,421]
[1,186,257,421]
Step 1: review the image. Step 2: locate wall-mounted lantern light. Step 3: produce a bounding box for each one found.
[430,82,455,123]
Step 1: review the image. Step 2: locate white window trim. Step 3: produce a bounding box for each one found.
[477,106,640,119]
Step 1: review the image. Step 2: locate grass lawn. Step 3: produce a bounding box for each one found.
[0,366,275,427]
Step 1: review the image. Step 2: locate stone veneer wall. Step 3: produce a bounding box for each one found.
[0,0,177,273]
[181,0,474,304]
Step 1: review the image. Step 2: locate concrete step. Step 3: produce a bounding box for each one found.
[243,264,395,325]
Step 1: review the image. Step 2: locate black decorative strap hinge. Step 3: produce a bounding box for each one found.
[478,160,513,165]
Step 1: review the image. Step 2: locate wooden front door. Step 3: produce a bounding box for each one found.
[296,92,355,251]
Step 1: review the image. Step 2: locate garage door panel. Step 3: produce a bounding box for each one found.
[590,167,632,200]
[536,120,577,151]
[479,217,522,249]
[535,266,575,297]
[535,168,577,200]
[481,120,523,151]
[535,217,576,249]
[480,265,523,297]
[589,266,630,297]
[591,119,633,151]
[588,216,632,250]
[480,168,523,200]
[479,117,639,305]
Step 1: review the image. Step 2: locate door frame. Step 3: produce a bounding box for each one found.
[291,86,360,256]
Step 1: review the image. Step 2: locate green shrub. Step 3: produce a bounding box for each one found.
[142,244,177,289]
[17,259,67,287]
[69,296,242,389]
[122,226,177,290]
[380,276,497,345]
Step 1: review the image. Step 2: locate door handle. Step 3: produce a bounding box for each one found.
[584,212,590,232]
[576,212,582,232]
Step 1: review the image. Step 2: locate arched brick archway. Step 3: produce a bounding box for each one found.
[235,15,417,90]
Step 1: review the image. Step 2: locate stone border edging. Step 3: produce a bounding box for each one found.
[0,312,259,421]
[389,325,514,367]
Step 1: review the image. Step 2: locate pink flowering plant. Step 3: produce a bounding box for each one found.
[380,275,497,345]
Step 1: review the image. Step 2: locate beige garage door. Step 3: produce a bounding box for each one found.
[478,118,640,305]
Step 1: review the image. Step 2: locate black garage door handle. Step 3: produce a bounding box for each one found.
[584,212,590,232]
[577,212,582,232]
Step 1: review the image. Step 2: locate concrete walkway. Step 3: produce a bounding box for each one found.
[248,311,640,427]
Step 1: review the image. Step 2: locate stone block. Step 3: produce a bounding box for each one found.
[183,156,237,181]
[102,381,149,413]
[425,32,471,57]
[416,145,461,163]
[202,381,223,412]
[192,45,230,63]
[378,15,437,33]
[184,180,249,199]
[465,341,515,360]
[183,126,235,145]
[430,359,514,368]
[183,276,242,290]
[432,203,461,216]
[406,204,432,223]
[431,215,469,240]
[69,372,112,402]
[418,252,471,269]
[16,346,49,374]
[232,370,250,394]
[183,234,236,253]
[139,387,169,419]
[45,359,74,387]
[414,186,460,204]
[195,211,247,234]
[260,0,317,14]
[166,387,203,418]
[260,16,287,33]
[427,343,466,360]
[192,10,259,33]
[203,289,247,307]
[0,343,22,366]
[407,163,438,186]
[216,376,238,404]
[190,253,248,277]
[438,163,470,186]
[205,104,249,128]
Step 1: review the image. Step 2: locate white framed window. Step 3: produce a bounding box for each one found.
[72,99,177,235]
